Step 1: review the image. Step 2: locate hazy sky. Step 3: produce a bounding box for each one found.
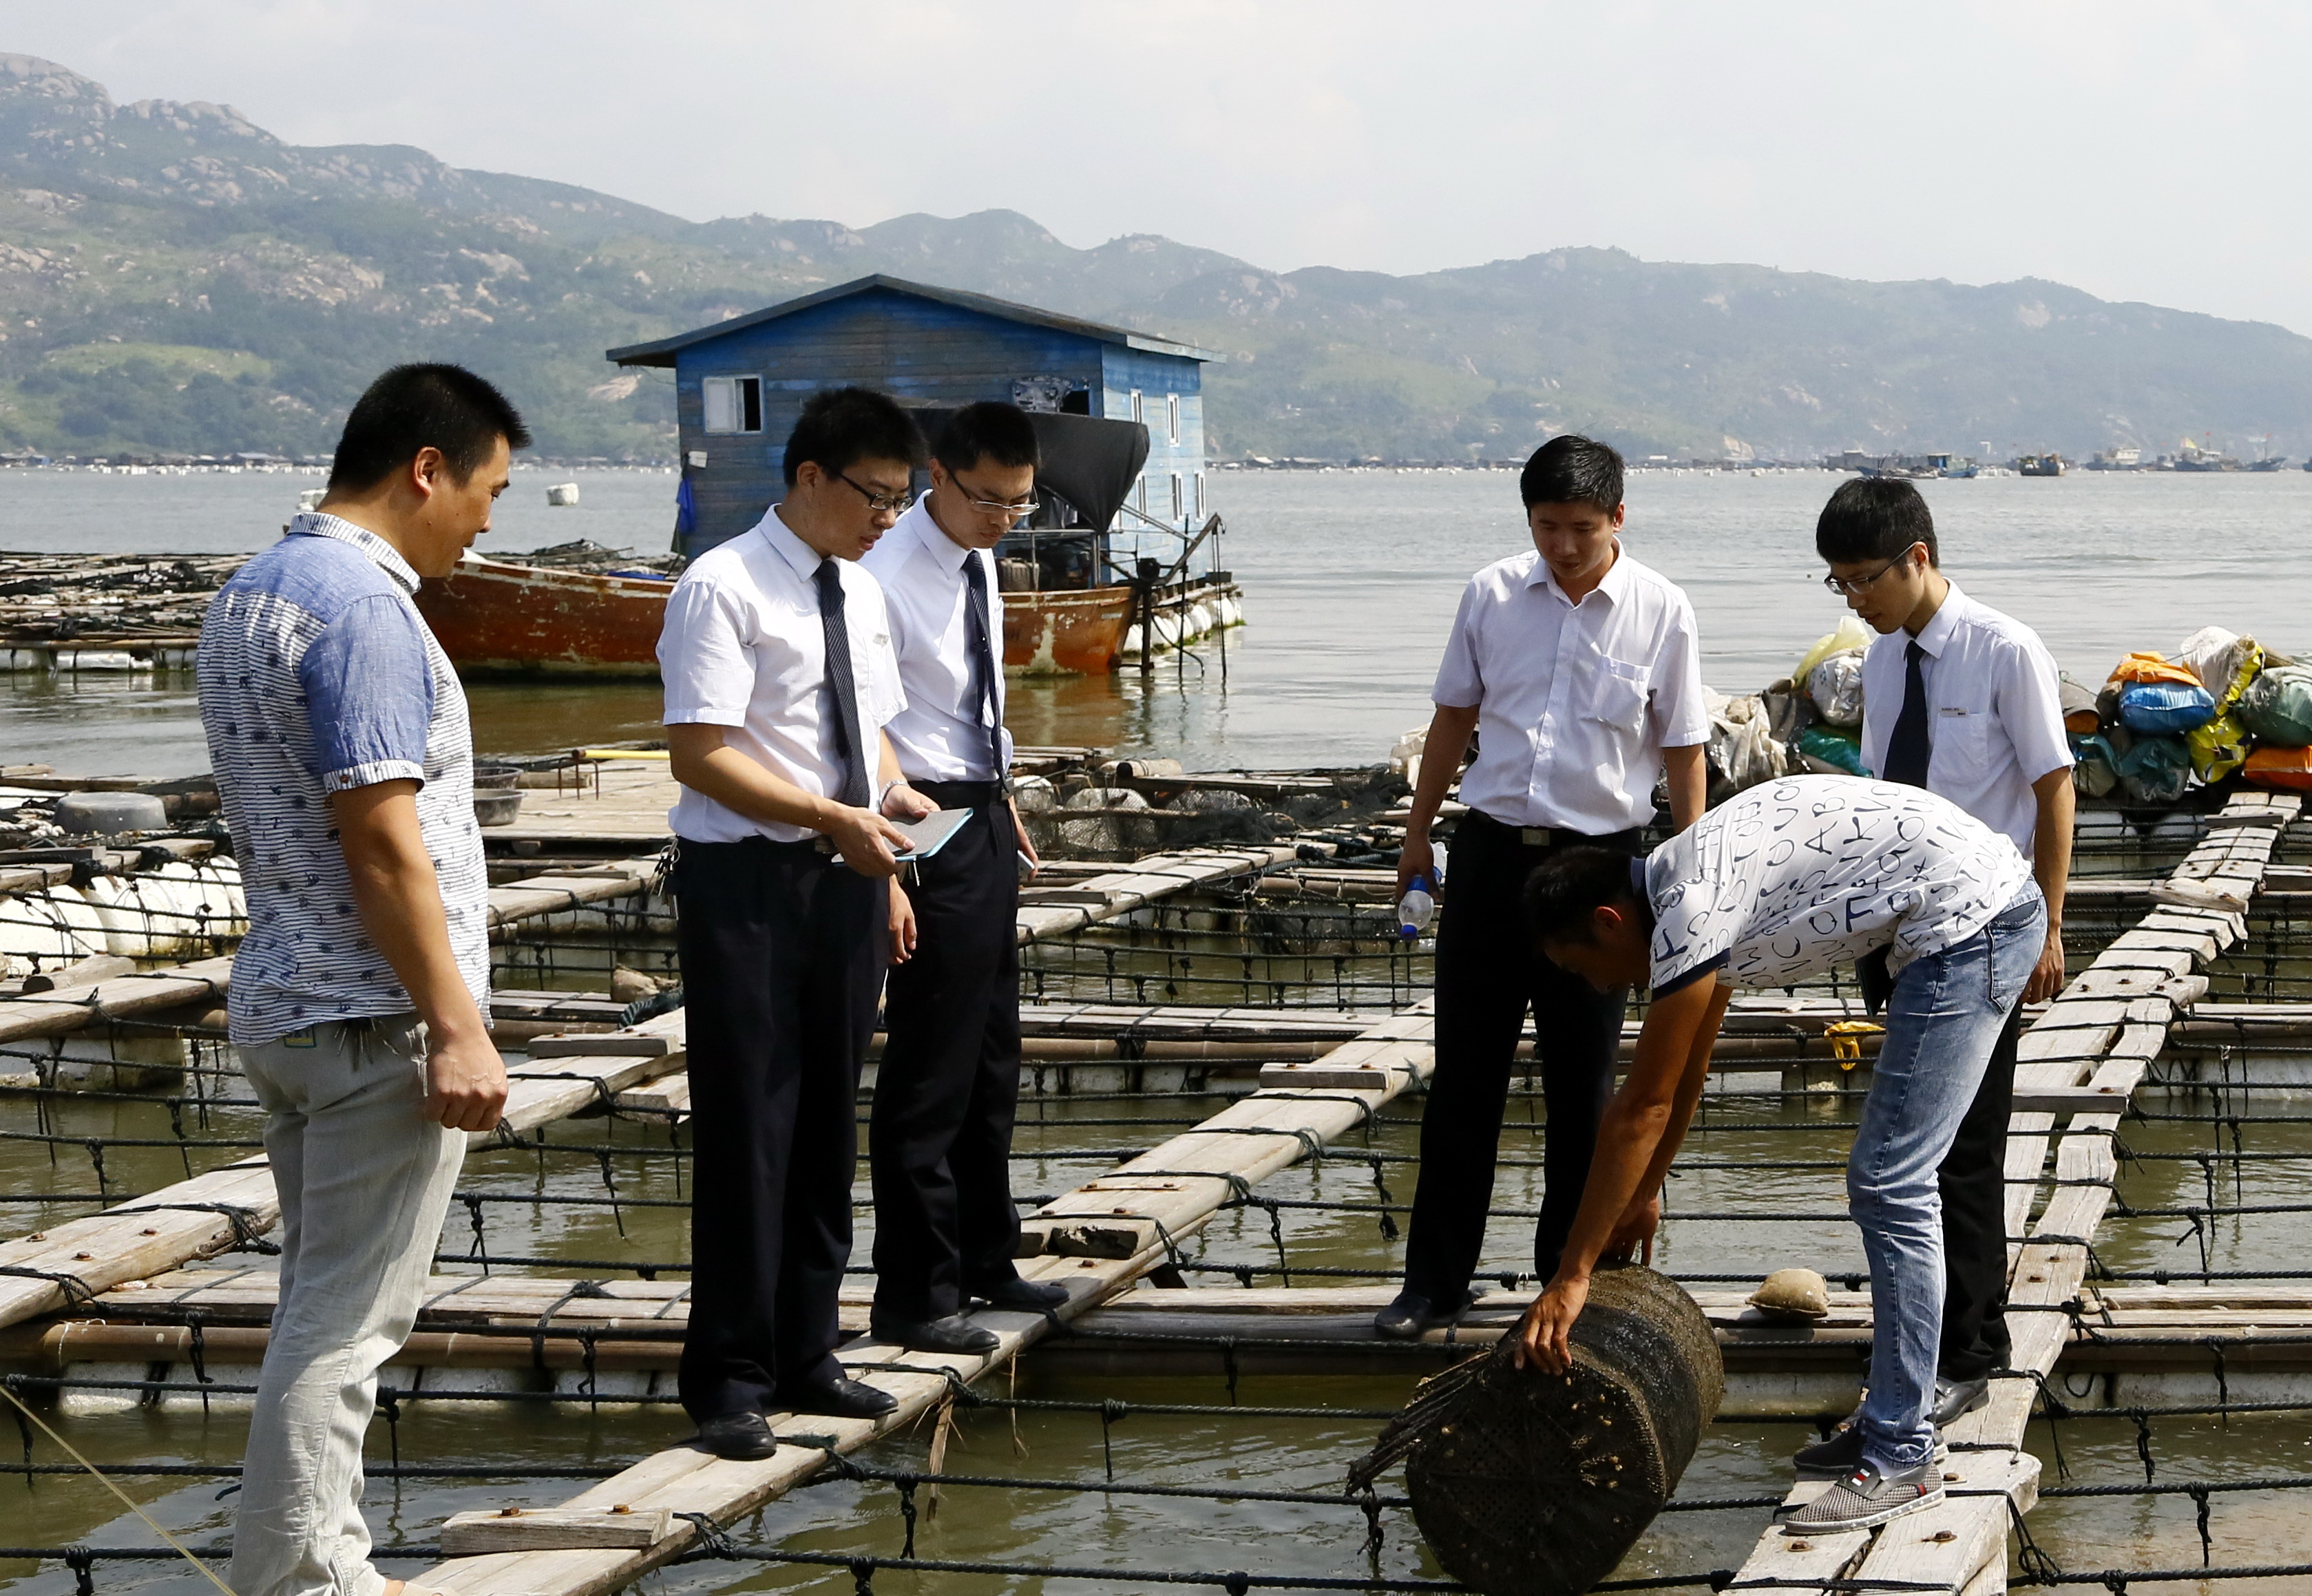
[11,1,2312,332]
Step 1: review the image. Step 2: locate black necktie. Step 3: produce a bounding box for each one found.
[813,559,870,809]
[960,551,1006,782]
[1883,639,1932,788]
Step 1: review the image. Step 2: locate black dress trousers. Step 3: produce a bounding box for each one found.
[673,836,887,1423]
[870,784,1027,1321]
[1936,999,2024,1382]
[1402,814,1637,1303]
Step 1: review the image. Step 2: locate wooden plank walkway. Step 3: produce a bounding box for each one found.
[378,1003,1440,1596]
[0,857,659,1047]
[1727,789,2301,1596]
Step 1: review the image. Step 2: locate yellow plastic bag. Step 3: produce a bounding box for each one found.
[1794,618,1873,690]
[1825,1020,1884,1071]
[2187,641,2265,784]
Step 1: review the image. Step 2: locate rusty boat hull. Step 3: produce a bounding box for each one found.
[415,557,1147,678]
[414,558,671,678]
[1005,585,1135,675]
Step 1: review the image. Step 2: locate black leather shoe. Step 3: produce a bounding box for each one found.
[973,1277,1071,1312]
[695,1410,779,1460]
[1374,1290,1473,1340]
[775,1376,899,1420]
[1931,1375,1991,1429]
[871,1312,1001,1356]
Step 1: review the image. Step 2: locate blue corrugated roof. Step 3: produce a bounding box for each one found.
[605,273,1221,368]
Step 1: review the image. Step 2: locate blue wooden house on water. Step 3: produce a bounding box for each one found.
[605,275,1221,570]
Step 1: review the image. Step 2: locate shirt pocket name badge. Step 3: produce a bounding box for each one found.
[1581,655,1651,729]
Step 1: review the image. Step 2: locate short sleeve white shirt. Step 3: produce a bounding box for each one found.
[1643,775,2035,996]
[1432,543,1712,834]
[1858,582,2072,858]
[658,505,905,843]
[859,497,1013,783]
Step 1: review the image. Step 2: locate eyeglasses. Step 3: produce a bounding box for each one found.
[1821,543,1922,597]
[834,470,915,515]
[951,477,1040,518]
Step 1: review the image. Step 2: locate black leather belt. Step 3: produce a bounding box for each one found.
[1458,810,1641,852]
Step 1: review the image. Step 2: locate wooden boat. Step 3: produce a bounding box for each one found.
[414,556,670,678]
[416,554,1167,678]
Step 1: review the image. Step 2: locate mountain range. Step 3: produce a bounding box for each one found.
[5,50,2311,463]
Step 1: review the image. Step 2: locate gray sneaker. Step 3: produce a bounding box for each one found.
[1782,1460,1945,1533]
[1794,1422,1947,1478]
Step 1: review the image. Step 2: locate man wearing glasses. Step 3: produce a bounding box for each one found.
[1806,475,2073,1473]
[659,385,940,1459]
[861,401,1070,1354]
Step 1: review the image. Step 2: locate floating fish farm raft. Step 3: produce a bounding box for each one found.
[8,750,2312,1595]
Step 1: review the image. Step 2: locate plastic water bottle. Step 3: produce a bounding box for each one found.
[1398,872,1436,939]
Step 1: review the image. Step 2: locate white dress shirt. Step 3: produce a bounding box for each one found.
[859,497,1013,782]
[1858,581,2072,858]
[1432,543,1712,834]
[658,505,905,844]
[1644,776,2035,994]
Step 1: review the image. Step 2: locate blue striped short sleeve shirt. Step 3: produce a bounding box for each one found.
[196,514,490,1045]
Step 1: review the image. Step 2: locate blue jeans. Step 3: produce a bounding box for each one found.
[1851,889,2046,1473]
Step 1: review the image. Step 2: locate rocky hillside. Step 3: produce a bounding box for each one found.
[5,50,2311,462]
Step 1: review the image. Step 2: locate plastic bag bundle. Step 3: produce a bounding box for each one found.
[2115,734,2193,805]
[1796,724,1867,777]
[2109,651,2205,689]
[2245,746,2312,792]
[2059,675,2102,736]
[2176,627,2258,693]
[1794,617,1873,690]
[1805,653,1865,728]
[2187,640,2265,784]
[2240,665,2312,748]
[2071,734,2120,799]
[2118,681,2216,735]
[1706,695,1789,799]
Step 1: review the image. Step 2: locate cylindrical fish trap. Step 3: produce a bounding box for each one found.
[1352,1266,1724,1596]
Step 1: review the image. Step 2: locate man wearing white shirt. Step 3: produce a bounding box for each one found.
[1380,434,1711,1340]
[1820,476,2074,1436]
[1517,777,2046,1533]
[860,403,1068,1354]
[658,386,938,1459]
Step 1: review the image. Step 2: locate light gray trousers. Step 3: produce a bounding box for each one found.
[230,1016,463,1596]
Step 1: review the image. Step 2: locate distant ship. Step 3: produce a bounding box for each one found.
[2174,436,2243,472]
[2085,446,2141,472]
[2015,453,2066,477]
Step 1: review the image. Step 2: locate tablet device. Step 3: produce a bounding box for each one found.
[832,806,974,869]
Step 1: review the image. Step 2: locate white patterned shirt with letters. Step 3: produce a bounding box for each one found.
[1642,775,2035,997]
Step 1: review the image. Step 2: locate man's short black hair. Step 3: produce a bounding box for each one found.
[935,401,1041,476]
[1816,478,1940,567]
[1520,434,1624,512]
[783,386,925,487]
[328,364,531,492]
[1524,845,1645,947]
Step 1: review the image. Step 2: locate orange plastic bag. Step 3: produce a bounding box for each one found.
[2108,652,2204,689]
[2242,746,2312,791]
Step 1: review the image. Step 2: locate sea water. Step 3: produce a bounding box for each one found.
[4,465,2309,777]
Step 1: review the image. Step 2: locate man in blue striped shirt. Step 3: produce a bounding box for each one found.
[198,364,525,1596]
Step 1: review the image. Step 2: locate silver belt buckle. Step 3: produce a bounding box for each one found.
[1520,826,1554,846]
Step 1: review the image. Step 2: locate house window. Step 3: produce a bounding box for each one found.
[1135,476,1148,515]
[1129,390,1144,426]
[1166,392,1181,443]
[1194,471,1206,519]
[1170,473,1184,520]
[702,375,762,434]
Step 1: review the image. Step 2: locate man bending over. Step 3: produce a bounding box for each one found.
[1515,775,2045,1535]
